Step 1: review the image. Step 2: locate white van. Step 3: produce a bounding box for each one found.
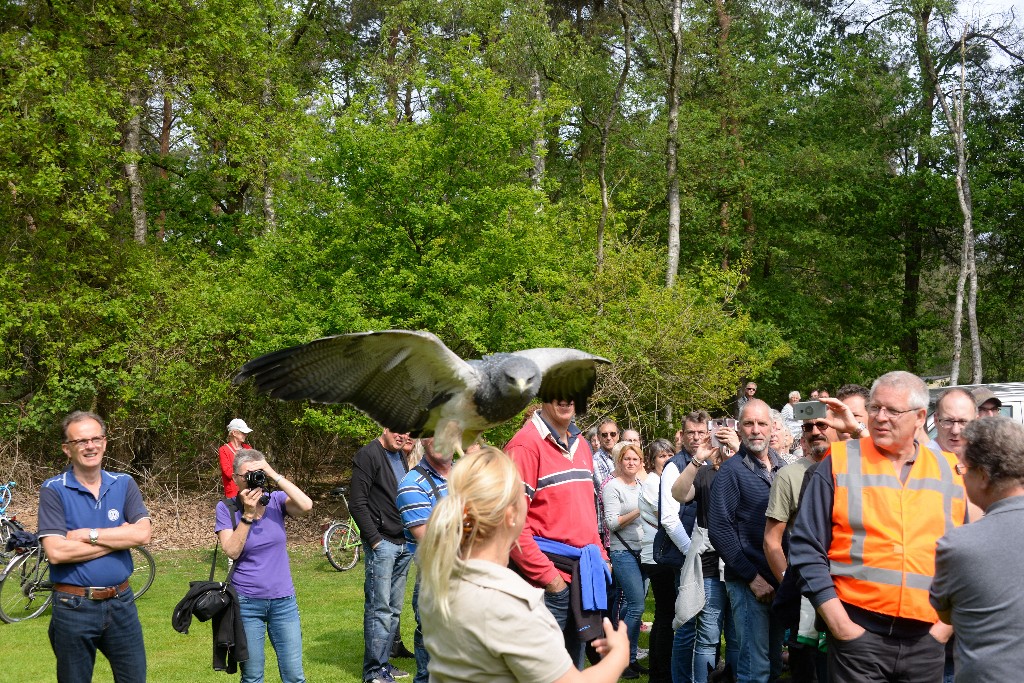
[926,382,1024,437]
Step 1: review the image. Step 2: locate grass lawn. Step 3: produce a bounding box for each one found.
[3,547,653,682]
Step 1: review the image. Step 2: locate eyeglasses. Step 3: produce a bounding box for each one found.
[936,418,971,429]
[599,431,618,438]
[746,387,757,392]
[801,422,830,433]
[64,436,106,448]
[866,404,917,418]
[954,463,973,476]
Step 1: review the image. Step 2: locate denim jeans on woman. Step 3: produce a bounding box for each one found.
[238,594,306,683]
[610,550,645,664]
[692,578,737,683]
[362,539,413,682]
[642,563,677,683]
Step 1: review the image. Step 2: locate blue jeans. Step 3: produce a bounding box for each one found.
[363,539,413,681]
[610,550,645,664]
[238,594,306,683]
[412,575,429,683]
[49,586,146,683]
[672,615,696,683]
[692,578,737,683]
[725,580,784,683]
[543,586,585,669]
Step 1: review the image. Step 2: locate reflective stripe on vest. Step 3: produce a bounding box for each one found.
[828,439,965,622]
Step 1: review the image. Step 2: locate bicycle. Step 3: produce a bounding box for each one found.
[0,481,26,561]
[0,541,157,623]
[322,486,361,571]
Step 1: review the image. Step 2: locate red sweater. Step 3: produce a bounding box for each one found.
[506,413,606,587]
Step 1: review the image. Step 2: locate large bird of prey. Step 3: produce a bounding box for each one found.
[233,330,610,456]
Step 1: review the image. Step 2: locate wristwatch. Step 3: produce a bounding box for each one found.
[239,516,254,525]
[89,528,99,545]
[854,421,868,436]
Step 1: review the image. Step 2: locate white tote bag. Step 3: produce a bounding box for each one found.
[673,525,709,627]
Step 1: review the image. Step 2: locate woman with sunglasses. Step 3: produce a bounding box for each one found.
[418,446,628,683]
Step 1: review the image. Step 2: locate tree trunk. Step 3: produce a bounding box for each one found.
[125,88,148,244]
[899,3,937,373]
[590,0,631,273]
[530,69,545,191]
[262,77,277,232]
[928,30,981,384]
[156,92,172,241]
[665,0,681,287]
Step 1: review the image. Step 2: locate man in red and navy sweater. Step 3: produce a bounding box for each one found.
[507,398,608,668]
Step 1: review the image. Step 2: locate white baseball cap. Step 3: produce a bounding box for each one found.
[227,419,253,434]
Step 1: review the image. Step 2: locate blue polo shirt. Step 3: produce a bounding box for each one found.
[38,468,150,587]
[396,460,449,546]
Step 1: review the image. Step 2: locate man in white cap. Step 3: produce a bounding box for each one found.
[219,418,252,496]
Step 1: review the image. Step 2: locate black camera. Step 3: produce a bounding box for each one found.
[245,469,267,489]
[245,469,271,506]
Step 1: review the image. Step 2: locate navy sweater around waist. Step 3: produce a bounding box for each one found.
[707,447,784,585]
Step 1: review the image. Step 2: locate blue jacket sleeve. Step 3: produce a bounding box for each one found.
[788,456,838,608]
[707,463,758,583]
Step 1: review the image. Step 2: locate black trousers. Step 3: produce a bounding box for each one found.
[827,629,945,683]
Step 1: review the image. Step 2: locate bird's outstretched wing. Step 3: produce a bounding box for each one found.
[233,330,479,434]
[511,348,610,413]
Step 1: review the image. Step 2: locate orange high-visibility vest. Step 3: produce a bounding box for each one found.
[829,438,966,623]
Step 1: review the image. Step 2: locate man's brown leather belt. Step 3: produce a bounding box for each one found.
[53,579,131,600]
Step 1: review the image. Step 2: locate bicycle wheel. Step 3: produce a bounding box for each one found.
[128,546,156,600]
[0,548,53,623]
[324,521,360,571]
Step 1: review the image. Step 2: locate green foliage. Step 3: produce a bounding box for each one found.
[2,0,1022,485]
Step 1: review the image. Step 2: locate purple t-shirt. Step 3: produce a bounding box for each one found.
[215,490,295,599]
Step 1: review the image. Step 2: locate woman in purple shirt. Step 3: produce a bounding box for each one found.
[216,449,314,683]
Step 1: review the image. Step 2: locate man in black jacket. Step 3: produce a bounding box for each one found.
[350,429,413,683]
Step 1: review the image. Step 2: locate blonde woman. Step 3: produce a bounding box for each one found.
[418,447,628,683]
[602,441,647,678]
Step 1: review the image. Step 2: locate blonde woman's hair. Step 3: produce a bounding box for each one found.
[418,446,523,623]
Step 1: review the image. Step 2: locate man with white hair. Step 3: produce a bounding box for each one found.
[790,371,968,683]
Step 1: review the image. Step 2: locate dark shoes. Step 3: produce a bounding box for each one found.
[621,661,648,679]
[391,640,416,659]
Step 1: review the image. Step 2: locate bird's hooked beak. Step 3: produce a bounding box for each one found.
[514,377,530,393]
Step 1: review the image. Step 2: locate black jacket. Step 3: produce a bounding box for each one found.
[349,438,407,547]
[173,581,248,673]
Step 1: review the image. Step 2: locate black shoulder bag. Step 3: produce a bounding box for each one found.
[173,498,239,628]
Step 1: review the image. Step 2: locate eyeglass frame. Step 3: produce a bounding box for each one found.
[936,418,971,429]
[63,436,107,448]
[866,404,920,419]
[599,430,618,438]
[801,421,830,433]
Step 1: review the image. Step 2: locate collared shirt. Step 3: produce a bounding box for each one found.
[532,411,582,458]
[397,459,450,546]
[38,468,150,587]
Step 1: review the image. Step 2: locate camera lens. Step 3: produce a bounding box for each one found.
[245,469,267,489]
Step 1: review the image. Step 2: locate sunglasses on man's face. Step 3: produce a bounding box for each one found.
[599,431,618,438]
